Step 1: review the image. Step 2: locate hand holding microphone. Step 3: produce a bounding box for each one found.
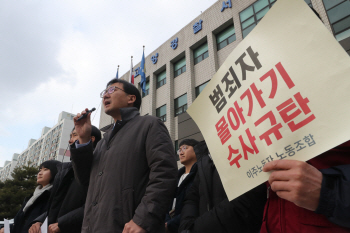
[74,108,95,144]
[77,107,96,121]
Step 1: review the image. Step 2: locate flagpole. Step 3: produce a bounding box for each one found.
[116,65,119,79]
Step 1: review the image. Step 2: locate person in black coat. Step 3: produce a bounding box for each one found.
[165,139,199,233]
[29,126,101,233]
[179,141,267,233]
[0,160,61,233]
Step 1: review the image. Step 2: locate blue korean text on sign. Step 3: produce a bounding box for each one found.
[221,0,232,12]
[135,67,140,77]
[171,37,178,50]
[193,20,203,34]
[151,53,159,64]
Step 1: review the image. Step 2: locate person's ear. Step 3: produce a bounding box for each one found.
[127,95,136,105]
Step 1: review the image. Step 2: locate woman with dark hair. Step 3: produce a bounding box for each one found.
[0,160,61,233]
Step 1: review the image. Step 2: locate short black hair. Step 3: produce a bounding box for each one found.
[71,126,102,149]
[194,141,209,160]
[91,125,102,149]
[39,160,62,184]
[179,139,199,148]
[106,78,142,110]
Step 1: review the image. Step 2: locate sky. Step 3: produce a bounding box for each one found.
[0,0,217,167]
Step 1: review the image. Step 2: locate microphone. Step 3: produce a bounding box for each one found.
[77,108,96,121]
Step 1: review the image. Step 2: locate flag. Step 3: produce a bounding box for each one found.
[129,57,134,84]
[116,65,119,79]
[140,47,146,93]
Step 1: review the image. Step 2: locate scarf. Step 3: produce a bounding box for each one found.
[23,184,53,213]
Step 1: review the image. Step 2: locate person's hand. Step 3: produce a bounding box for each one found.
[48,223,60,233]
[122,219,146,233]
[28,222,42,233]
[165,222,171,233]
[263,159,323,211]
[0,227,4,233]
[74,108,92,144]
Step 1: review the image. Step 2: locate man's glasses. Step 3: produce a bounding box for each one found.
[100,86,126,98]
[177,146,188,155]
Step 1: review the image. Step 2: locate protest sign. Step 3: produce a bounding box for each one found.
[187,0,350,201]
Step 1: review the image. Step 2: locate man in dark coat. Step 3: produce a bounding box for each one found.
[70,79,177,233]
[165,139,199,233]
[29,126,101,233]
[179,141,267,233]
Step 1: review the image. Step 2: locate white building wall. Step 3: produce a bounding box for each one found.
[94,0,337,149]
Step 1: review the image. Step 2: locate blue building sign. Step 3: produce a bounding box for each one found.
[221,0,232,12]
[193,20,203,34]
[151,53,159,64]
[171,37,178,50]
[135,67,141,77]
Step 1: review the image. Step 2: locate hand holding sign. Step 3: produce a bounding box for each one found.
[263,159,322,211]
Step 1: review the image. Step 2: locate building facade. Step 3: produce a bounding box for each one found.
[0,111,75,181]
[98,0,350,151]
[0,154,18,182]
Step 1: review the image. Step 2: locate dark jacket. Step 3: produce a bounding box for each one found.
[260,141,350,233]
[34,162,88,233]
[12,189,51,233]
[165,163,198,233]
[179,142,266,233]
[70,107,178,233]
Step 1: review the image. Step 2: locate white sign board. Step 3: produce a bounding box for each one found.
[187,0,350,201]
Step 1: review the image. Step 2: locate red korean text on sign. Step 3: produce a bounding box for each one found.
[215,116,232,145]
[227,128,259,168]
[254,111,283,146]
[277,92,316,132]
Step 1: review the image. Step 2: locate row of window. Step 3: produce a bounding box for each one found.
[154,81,209,121]
[323,0,350,41]
[239,0,314,38]
[240,0,350,44]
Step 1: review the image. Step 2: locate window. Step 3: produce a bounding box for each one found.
[305,0,312,7]
[239,0,276,38]
[142,81,150,98]
[195,81,209,97]
[216,25,236,50]
[156,70,166,88]
[194,43,209,65]
[174,58,186,78]
[174,94,187,116]
[240,0,315,38]
[156,105,167,122]
[323,0,350,41]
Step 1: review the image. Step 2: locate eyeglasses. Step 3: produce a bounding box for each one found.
[177,146,188,155]
[100,86,126,98]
